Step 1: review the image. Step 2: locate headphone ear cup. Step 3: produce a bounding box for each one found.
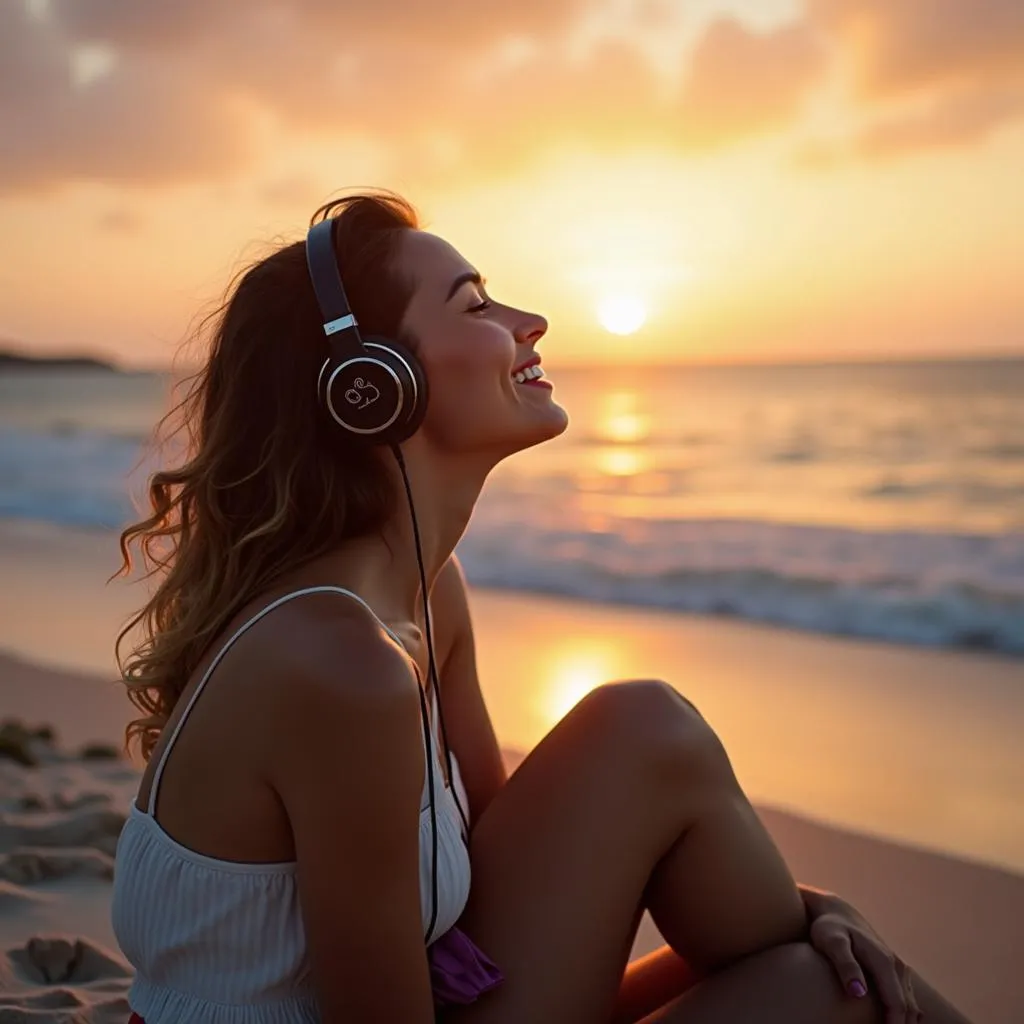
[319,336,427,445]
[365,338,428,444]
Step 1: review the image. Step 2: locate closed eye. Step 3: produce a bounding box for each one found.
[467,299,491,313]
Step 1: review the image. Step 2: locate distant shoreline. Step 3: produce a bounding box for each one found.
[0,348,118,372]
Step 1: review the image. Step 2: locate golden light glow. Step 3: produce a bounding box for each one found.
[539,644,621,725]
[601,392,651,444]
[598,448,651,477]
[597,294,647,335]
[603,412,649,444]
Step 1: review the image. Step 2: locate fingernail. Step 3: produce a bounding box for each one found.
[849,981,867,998]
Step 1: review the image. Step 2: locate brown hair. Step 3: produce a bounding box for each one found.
[115,190,419,760]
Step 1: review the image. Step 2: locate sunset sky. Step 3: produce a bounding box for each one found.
[1,0,1022,368]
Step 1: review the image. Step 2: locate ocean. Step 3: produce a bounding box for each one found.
[1,359,1022,656]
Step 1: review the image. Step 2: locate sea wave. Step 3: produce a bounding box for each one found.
[2,425,1022,655]
[457,507,1024,656]
[0,426,153,528]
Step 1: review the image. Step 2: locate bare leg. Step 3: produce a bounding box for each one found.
[444,681,807,1023]
[638,943,973,1024]
[638,943,881,1023]
[906,966,974,1024]
[618,946,970,1024]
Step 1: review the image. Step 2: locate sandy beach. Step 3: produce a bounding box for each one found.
[1,519,1023,1022]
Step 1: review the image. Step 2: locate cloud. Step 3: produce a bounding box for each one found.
[43,0,1024,196]
[45,0,591,137]
[810,0,1024,99]
[3,0,836,194]
[856,85,1024,157]
[0,2,253,192]
[675,17,825,148]
[52,0,585,50]
[788,0,1024,163]
[50,0,226,51]
[0,0,598,193]
[5,0,1024,195]
[434,37,668,173]
[0,2,65,110]
[795,81,1024,167]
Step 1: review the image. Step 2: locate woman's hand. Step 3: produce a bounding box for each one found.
[801,886,921,1023]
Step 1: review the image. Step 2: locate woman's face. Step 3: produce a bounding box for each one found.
[396,230,569,460]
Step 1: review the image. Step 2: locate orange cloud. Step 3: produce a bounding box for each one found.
[803,0,1024,158]
[12,0,1019,195]
[675,17,825,148]
[53,0,583,50]
[810,0,1024,98]
[51,0,225,51]
[857,85,1024,158]
[0,0,623,192]
[0,2,253,192]
[5,1,829,194]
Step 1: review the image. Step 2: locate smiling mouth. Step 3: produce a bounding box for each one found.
[512,364,545,384]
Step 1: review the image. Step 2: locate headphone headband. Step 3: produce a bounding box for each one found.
[305,218,364,354]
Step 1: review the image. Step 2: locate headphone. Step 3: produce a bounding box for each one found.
[305,217,429,445]
[305,215,469,945]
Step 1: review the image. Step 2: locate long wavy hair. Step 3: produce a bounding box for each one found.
[115,190,419,761]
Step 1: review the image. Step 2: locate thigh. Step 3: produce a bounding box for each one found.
[639,943,881,1024]
[444,682,709,1024]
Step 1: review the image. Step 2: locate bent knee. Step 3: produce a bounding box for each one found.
[749,943,883,1023]
[577,679,732,784]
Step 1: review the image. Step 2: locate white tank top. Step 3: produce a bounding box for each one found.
[111,586,472,1024]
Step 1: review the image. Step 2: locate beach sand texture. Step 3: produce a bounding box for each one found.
[1,647,1022,1024]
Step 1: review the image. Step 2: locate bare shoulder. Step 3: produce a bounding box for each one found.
[238,589,427,848]
[235,589,423,764]
[246,589,413,692]
[232,591,434,1019]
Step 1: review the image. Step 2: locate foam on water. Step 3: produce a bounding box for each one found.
[1,363,1022,655]
[458,506,1024,655]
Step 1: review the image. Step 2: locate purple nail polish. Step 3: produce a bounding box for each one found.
[850,980,867,998]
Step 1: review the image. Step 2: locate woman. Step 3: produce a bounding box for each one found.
[111,191,970,1023]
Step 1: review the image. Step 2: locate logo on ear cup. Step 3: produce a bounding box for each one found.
[344,377,380,410]
[324,356,404,435]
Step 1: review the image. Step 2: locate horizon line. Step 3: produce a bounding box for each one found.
[3,342,1023,375]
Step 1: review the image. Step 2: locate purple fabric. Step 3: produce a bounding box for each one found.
[428,926,504,1007]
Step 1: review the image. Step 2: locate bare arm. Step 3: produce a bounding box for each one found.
[433,555,507,821]
[268,607,434,1024]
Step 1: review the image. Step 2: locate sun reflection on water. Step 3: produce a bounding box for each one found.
[598,447,652,477]
[538,642,623,725]
[601,392,650,445]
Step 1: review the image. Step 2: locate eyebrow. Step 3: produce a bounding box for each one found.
[445,270,484,302]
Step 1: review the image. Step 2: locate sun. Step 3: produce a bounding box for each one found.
[597,294,647,335]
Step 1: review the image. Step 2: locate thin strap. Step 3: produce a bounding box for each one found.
[147,585,410,816]
[431,683,442,748]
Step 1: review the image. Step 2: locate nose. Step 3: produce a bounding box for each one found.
[514,309,548,347]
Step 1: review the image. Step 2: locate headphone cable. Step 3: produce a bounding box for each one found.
[391,444,471,944]
[391,444,440,945]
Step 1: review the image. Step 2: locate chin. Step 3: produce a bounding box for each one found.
[454,402,569,463]
[513,405,570,453]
